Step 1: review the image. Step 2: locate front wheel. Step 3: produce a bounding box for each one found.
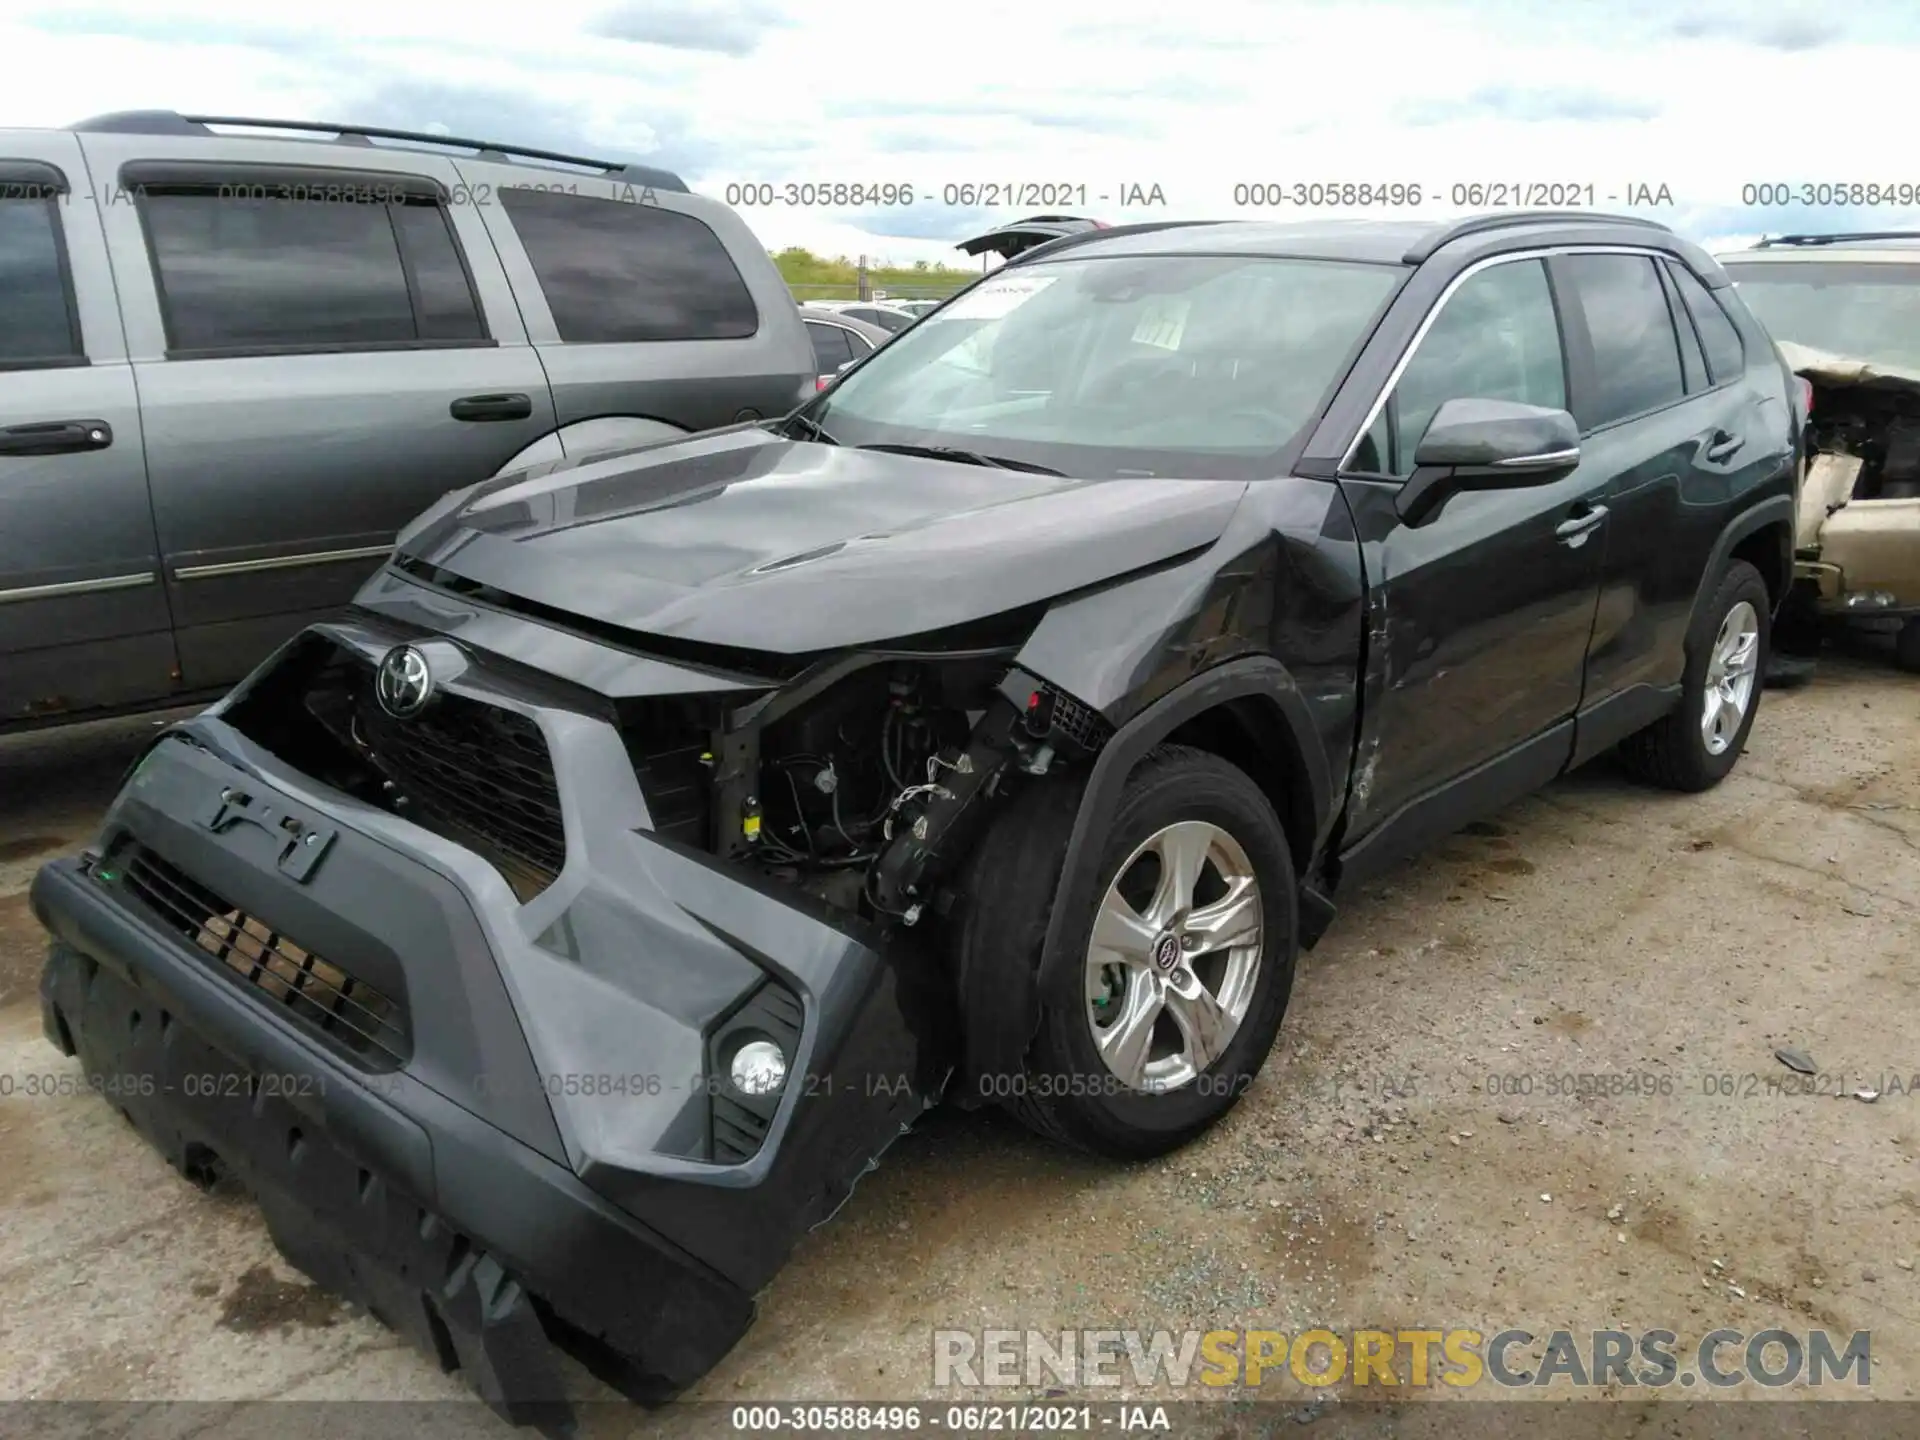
[953,745,1298,1159]
[1618,560,1770,791]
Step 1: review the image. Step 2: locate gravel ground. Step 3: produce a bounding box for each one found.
[1,648,1916,1434]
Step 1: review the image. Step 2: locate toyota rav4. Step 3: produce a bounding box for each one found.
[32,210,1800,1429]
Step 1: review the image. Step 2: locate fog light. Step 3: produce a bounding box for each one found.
[1842,591,1897,610]
[730,1039,788,1096]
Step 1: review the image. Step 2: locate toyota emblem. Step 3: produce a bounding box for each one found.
[375,644,434,719]
[1152,931,1183,972]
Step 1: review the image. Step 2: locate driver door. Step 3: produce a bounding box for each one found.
[1335,255,1609,860]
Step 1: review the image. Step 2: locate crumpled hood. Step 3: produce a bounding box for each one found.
[394,426,1247,654]
[1779,340,1920,395]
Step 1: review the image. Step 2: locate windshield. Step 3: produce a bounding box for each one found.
[806,254,1405,478]
[1724,261,1920,372]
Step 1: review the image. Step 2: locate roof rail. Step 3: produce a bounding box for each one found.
[67,110,690,192]
[1403,209,1673,264]
[1004,220,1226,266]
[1753,231,1920,249]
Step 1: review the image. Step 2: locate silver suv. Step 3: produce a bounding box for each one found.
[0,111,813,732]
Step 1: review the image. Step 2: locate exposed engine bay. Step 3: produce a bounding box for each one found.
[677,658,1111,925]
[221,632,1114,929]
[1778,342,1920,647]
[1803,376,1920,503]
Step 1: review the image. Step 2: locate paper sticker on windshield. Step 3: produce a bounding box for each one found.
[944,274,1057,320]
[1131,298,1189,351]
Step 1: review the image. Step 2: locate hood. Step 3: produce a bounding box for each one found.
[395,426,1247,655]
[1778,340,1920,395]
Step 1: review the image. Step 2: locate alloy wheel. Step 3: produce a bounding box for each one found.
[1084,820,1264,1092]
[1701,599,1760,756]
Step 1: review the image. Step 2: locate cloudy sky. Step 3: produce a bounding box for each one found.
[8,0,1920,266]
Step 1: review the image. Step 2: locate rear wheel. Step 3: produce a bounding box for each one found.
[953,746,1298,1159]
[1619,560,1770,791]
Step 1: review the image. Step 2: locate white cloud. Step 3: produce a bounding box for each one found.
[7,0,1920,265]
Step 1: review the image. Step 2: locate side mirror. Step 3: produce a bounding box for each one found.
[1396,398,1581,525]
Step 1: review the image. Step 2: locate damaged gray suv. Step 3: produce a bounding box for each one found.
[33,211,1800,1428]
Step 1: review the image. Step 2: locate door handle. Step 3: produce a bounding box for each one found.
[1705,430,1745,463]
[449,393,533,422]
[0,419,113,456]
[1555,503,1608,548]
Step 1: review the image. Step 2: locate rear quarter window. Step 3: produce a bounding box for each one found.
[1666,260,1745,384]
[499,188,759,343]
[0,190,81,365]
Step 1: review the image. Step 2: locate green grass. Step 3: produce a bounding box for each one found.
[775,246,979,301]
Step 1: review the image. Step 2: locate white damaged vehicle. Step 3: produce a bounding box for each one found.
[1718,234,1920,670]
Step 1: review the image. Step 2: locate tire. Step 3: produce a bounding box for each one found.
[1618,559,1771,792]
[951,745,1298,1159]
[1897,618,1920,674]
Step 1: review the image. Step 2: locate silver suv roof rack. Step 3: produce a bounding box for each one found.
[1753,231,1920,248]
[67,110,690,192]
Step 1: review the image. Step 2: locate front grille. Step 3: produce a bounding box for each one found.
[356,688,566,902]
[105,844,409,1068]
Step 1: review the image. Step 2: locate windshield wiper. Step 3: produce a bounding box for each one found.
[781,412,839,444]
[856,442,1066,476]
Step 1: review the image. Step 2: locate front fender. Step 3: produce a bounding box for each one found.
[963,654,1336,1094]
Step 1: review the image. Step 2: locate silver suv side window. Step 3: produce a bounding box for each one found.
[498,188,759,343]
[0,192,82,366]
[139,187,485,355]
[1353,259,1566,477]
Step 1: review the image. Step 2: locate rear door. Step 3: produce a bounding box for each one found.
[1550,250,1786,761]
[458,162,813,435]
[0,133,174,727]
[80,131,558,691]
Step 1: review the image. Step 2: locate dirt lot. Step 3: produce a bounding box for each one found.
[1,649,1916,1432]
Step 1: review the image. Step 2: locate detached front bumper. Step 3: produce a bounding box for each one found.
[30,620,951,1431]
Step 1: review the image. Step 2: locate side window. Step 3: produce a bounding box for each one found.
[1666,260,1745,384]
[846,330,875,356]
[1659,263,1709,393]
[139,185,485,354]
[499,188,759,343]
[390,201,485,341]
[0,191,82,366]
[807,321,852,371]
[1370,258,1566,477]
[1558,254,1686,427]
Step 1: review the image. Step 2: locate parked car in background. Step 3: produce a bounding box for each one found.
[0,110,813,734]
[807,300,918,333]
[1717,232,1920,669]
[34,209,1798,1431]
[889,299,944,318]
[798,305,893,389]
